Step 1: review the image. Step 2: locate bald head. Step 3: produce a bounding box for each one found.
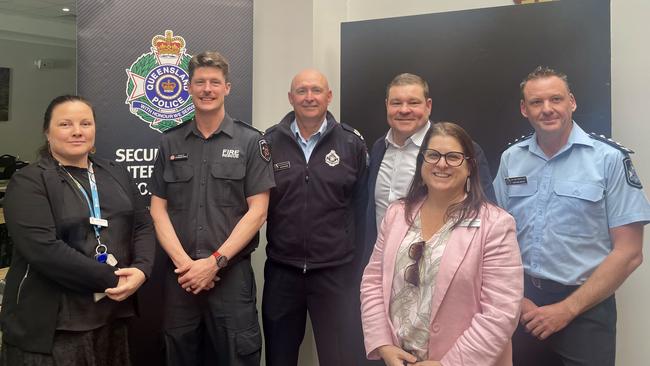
[288,68,332,124]
[290,69,330,93]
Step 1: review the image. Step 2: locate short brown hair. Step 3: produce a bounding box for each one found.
[520,66,570,99]
[189,51,230,81]
[386,73,429,99]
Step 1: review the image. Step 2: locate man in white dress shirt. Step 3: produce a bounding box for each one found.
[365,73,496,261]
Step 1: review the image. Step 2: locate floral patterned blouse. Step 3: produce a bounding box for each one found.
[389,211,454,361]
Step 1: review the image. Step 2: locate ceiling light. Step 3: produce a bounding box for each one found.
[62,8,70,12]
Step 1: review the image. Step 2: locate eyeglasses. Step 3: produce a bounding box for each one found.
[421,149,470,167]
[404,241,425,286]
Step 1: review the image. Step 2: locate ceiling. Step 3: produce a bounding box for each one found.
[0,0,76,22]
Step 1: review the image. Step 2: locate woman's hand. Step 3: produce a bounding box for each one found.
[377,345,417,366]
[409,361,442,366]
[105,267,146,301]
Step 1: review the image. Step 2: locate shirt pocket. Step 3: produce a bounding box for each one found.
[506,180,538,197]
[554,181,604,202]
[211,162,246,206]
[163,163,193,210]
[552,180,606,236]
[505,179,538,230]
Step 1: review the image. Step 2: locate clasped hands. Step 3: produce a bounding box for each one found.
[377,345,441,366]
[175,256,220,295]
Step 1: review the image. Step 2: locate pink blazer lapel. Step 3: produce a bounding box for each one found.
[429,218,480,321]
[382,201,423,320]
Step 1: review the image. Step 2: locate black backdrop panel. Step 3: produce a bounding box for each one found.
[341,0,610,175]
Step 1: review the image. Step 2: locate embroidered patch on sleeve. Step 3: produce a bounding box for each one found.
[623,157,642,189]
[259,139,271,162]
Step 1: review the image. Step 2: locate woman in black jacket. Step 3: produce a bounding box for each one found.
[0,95,155,365]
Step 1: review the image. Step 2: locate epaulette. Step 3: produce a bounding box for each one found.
[341,123,365,141]
[507,132,534,146]
[234,119,263,135]
[588,132,634,154]
[163,118,192,133]
[264,124,279,135]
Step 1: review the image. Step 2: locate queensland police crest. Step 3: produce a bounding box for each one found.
[125,30,194,133]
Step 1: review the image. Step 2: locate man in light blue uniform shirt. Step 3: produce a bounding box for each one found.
[494,66,650,366]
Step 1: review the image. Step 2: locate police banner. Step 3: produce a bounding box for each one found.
[77,1,253,363]
[78,0,253,198]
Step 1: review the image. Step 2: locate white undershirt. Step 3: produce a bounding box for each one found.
[374,121,430,229]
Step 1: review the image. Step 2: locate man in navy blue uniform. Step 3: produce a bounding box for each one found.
[494,66,650,366]
[262,69,368,366]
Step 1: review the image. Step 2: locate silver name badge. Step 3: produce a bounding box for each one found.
[89,217,108,227]
[458,219,481,228]
[505,176,527,185]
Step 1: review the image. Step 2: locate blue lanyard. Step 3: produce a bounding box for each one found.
[62,161,110,262]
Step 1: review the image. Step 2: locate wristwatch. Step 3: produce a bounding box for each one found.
[212,251,228,269]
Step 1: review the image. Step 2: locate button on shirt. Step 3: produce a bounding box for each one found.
[290,119,327,162]
[375,122,430,229]
[494,122,650,285]
[151,115,275,259]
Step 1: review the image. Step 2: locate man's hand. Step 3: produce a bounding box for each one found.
[521,300,577,340]
[377,345,417,366]
[105,268,146,301]
[176,257,219,294]
[520,297,538,325]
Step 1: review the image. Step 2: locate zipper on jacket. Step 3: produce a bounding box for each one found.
[279,121,326,274]
[302,164,310,274]
[16,264,30,304]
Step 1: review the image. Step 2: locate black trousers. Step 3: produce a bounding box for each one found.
[262,260,362,366]
[513,276,617,366]
[163,257,261,366]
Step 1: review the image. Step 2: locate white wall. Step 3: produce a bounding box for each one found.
[252,0,650,365]
[610,2,650,364]
[0,38,76,162]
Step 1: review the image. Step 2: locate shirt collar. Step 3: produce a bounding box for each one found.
[520,121,593,156]
[185,113,235,139]
[290,118,327,142]
[385,121,431,148]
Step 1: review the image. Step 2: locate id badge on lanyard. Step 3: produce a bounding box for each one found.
[63,161,117,266]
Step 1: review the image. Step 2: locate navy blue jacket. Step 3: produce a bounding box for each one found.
[265,111,368,271]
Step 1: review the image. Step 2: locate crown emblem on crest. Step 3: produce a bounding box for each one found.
[161,80,176,92]
[152,30,185,56]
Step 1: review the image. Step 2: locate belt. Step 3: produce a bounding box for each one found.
[524,273,580,293]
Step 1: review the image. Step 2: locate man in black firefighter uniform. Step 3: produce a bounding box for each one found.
[150,51,274,365]
[262,69,368,366]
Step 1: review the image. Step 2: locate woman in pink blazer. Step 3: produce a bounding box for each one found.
[361,122,523,366]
